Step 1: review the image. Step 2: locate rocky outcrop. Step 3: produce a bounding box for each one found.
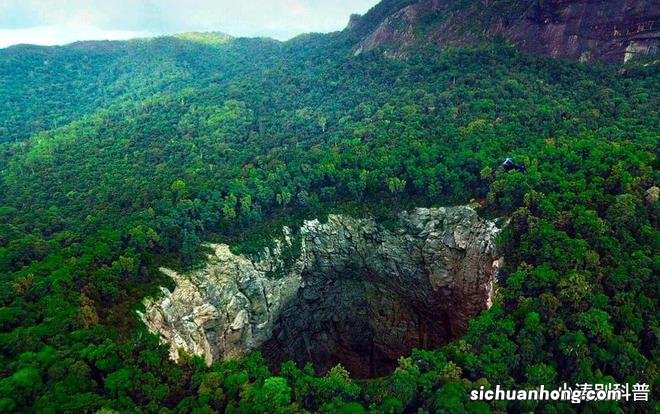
[140,206,503,377]
[140,234,303,366]
[351,0,659,64]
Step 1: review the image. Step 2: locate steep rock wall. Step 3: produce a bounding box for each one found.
[351,0,659,64]
[139,206,503,377]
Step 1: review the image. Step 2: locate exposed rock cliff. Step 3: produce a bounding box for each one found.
[350,0,659,64]
[140,206,503,377]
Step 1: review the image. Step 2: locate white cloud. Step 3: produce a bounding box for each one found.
[0,0,380,48]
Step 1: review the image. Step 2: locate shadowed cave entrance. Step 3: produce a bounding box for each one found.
[259,262,458,378]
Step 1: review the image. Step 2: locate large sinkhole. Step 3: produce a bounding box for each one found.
[140,207,502,379]
[260,262,456,378]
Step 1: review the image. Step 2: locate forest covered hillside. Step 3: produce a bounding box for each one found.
[0,33,272,142]
[0,0,658,412]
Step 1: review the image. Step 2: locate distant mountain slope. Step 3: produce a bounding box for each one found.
[0,33,280,142]
[349,0,659,63]
[2,0,656,143]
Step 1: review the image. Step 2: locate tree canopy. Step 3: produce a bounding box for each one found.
[0,25,657,413]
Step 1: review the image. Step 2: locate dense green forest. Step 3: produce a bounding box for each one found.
[0,33,272,142]
[0,11,658,414]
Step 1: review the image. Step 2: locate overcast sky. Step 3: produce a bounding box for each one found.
[0,0,380,48]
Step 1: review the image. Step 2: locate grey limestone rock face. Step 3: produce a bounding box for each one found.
[139,206,503,377]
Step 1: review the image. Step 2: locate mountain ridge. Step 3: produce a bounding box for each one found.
[1,0,657,144]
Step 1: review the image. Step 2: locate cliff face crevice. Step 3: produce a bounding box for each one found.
[139,206,503,377]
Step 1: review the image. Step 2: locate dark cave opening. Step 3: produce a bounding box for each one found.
[259,265,456,378]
